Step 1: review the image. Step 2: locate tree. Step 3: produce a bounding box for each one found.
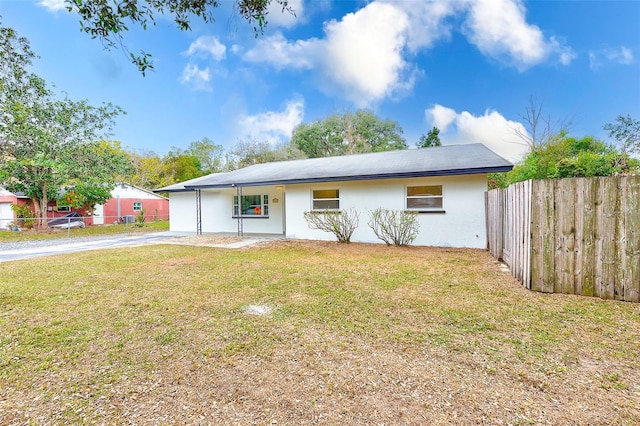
[229,139,305,169]
[185,137,226,174]
[66,0,294,74]
[126,150,171,189]
[291,110,407,158]
[604,115,640,154]
[513,96,571,152]
[58,140,135,213]
[162,147,204,183]
[417,127,441,148]
[507,134,638,184]
[0,21,128,227]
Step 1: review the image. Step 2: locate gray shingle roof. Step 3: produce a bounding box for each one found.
[156,143,512,192]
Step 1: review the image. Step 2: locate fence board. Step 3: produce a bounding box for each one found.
[616,178,627,300]
[541,180,556,294]
[580,178,596,297]
[486,176,640,303]
[531,180,544,292]
[625,178,640,302]
[601,178,618,299]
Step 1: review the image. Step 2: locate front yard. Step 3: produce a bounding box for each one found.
[0,240,638,424]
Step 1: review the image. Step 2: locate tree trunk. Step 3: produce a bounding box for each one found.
[38,195,48,229]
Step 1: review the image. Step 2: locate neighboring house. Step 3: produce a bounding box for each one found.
[158,144,513,248]
[1,184,168,227]
[0,187,30,229]
[93,184,169,225]
[0,187,18,229]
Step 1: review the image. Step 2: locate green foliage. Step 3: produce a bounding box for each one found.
[292,110,407,158]
[604,114,640,154]
[303,209,360,243]
[10,203,36,228]
[0,21,127,227]
[185,137,226,174]
[67,0,293,74]
[367,208,419,246]
[230,139,306,169]
[135,209,146,227]
[506,135,638,184]
[162,149,203,183]
[126,150,172,189]
[417,127,442,148]
[487,172,509,189]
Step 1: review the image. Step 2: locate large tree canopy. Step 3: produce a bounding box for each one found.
[0,20,132,226]
[185,137,226,174]
[67,0,293,74]
[291,110,407,158]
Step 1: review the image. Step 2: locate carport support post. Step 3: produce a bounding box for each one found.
[195,189,202,235]
[235,185,243,237]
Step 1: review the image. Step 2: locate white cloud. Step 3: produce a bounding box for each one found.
[243,0,574,106]
[589,46,634,70]
[386,0,462,52]
[184,36,226,61]
[179,64,211,92]
[425,104,458,133]
[244,2,414,106]
[243,33,318,70]
[237,99,304,143]
[38,0,66,11]
[464,0,573,70]
[267,0,305,28]
[425,104,529,162]
[321,2,412,106]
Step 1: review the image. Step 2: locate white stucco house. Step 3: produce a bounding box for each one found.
[157,144,513,248]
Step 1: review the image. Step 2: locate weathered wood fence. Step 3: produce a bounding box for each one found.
[486,177,640,302]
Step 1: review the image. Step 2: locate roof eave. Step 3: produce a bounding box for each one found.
[183,165,513,189]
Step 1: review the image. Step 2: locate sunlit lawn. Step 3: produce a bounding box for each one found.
[0,240,638,424]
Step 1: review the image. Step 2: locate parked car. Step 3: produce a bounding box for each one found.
[47,212,85,228]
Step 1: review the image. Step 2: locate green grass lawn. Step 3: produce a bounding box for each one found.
[0,240,638,424]
[0,220,169,242]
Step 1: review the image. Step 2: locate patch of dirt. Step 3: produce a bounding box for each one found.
[164,235,244,246]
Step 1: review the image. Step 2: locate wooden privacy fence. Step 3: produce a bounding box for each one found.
[486,176,640,302]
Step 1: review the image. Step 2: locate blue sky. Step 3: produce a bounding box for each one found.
[1,0,639,162]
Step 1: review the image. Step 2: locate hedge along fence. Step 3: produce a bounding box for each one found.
[486,176,640,302]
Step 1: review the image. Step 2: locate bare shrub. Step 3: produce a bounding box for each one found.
[368,208,419,246]
[303,209,360,243]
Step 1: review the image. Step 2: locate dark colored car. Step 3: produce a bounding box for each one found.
[47,212,86,228]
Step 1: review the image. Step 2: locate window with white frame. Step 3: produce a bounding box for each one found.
[233,194,269,217]
[133,202,142,211]
[312,189,339,210]
[406,185,443,211]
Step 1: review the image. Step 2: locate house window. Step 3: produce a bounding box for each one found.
[406,185,443,211]
[133,202,142,211]
[233,194,269,217]
[56,205,71,212]
[312,189,339,210]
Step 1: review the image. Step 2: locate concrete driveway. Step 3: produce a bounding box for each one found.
[0,233,178,263]
[0,232,280,263]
